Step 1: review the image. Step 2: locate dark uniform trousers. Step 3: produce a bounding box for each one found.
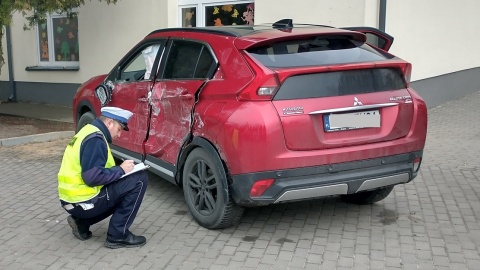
[62,171,148,238]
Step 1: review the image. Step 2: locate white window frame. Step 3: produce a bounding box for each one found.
[35,12,80,67]
[178,0,254,27]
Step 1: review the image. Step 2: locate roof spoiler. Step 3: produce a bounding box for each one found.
[272,19,293,29]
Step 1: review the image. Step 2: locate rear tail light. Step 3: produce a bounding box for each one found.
[239,52,280,101]
[256,76,280,96]
[250,179,275,197]
[238,73,280,101]
[413,156,422,172]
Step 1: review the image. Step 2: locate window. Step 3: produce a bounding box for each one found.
[181,7,197,27]
[247,38,387,68]
[204,2,254,26]
[116,43,162,82]
[163,40,214,79]
[179,1,254,27]
[36,13,79,66]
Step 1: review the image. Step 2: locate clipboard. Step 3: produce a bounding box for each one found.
[120,162,150,178]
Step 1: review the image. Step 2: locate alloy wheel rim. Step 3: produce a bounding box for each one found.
[187,159,218,215]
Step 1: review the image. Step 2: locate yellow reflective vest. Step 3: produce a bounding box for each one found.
[58,124,116,203]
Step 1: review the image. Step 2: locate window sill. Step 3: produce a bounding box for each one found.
[25,66,80,71]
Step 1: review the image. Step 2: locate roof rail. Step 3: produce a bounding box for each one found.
[272,19,293,29]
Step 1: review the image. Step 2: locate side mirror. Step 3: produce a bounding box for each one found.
[95,81,114,106]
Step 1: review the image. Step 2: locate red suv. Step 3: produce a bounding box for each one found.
[73,19,427,229]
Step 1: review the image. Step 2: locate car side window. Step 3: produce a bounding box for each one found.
[163,40,214,80]
[117,43,162,83]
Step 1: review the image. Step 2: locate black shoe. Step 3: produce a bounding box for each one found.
[67,215,92,241]
[105,232,146,249]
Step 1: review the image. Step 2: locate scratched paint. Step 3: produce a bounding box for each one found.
[145,83,193,164]
[194,113,204,129]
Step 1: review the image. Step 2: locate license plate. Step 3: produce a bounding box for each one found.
[323,110,380,132]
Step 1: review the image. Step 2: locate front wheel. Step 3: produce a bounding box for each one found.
[183,148,243,229]
[340,186,394,205]
[76,112,95,132]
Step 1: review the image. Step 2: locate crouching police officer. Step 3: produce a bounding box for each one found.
[58,107,148,249]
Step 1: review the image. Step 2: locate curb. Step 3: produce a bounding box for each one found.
[0,131,74,146]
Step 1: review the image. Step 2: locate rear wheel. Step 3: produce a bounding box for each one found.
[340,186,394,205]
[76,112,95,132]
[183,148,243,229]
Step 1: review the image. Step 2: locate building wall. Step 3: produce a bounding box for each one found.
[386,0,480,81]
[1,0,479,107]
[1,0,170,105]
[1,0,169,84]
[256,0,378,27]
[411,67,480,108]
[385,0,480,106]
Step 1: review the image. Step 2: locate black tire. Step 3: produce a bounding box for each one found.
[340,186,394,205]
[183,148,244,229]
[76,112,95,133]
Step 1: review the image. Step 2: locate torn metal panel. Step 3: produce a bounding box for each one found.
[145,80,203,165]
[194,113,205,129]
[142,45,160,79]
[108,81,152,153]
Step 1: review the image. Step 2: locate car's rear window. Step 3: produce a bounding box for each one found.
[246,37,392,68]
[273,68,406,100]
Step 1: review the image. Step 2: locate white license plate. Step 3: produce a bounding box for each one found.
[323,110,380,132]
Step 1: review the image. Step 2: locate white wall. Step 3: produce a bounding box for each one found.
[2,0,479,84]
[257,0,480,81]
[1,0,169,84]
[386,0,480,81]
[255,0,371,27]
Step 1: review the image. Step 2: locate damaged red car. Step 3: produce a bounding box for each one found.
[73,19,427,229]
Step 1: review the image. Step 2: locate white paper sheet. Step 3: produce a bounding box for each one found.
[120,162,150,179]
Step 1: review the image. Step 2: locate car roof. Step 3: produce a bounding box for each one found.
[147,20,367,49]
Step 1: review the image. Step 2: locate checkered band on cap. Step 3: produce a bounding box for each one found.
[101,107,133,130]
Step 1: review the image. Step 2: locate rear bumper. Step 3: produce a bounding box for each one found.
[230,151,422,206]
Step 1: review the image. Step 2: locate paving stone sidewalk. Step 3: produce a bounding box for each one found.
[0,91,479,270]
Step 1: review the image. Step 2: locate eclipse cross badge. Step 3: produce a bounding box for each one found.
[354,97,363,106]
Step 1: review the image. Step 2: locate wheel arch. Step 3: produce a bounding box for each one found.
[176,136,230,204]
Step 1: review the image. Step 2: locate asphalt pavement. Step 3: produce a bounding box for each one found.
[0,91,479,269]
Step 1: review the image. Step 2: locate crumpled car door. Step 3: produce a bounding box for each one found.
[143,39,217,180]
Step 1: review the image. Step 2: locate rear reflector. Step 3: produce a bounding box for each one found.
[250,179,275,197]
[413,156,422,172]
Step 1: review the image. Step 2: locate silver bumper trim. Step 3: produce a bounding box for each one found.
[355,173,410,192]
[274,184,348,203]
[273,173,410,203]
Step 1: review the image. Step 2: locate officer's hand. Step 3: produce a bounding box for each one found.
[120,160,135,173]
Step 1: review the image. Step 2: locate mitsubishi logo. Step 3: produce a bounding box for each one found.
[354,97,363,106]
